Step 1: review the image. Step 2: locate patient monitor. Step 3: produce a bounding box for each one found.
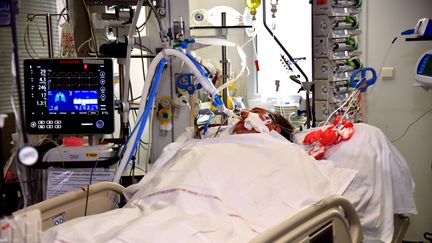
[24,59,114,134]
[23,59,116,165]
[415,49,432,89]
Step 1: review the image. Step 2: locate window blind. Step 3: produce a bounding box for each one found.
[0,0,60,113]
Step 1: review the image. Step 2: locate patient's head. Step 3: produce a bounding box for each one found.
[233,107,295,141]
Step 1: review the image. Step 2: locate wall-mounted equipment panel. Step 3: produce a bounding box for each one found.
[312,0,362,122]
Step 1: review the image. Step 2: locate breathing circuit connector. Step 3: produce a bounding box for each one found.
[173,38,195,49]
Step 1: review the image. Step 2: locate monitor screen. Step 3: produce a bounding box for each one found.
[423,57,432,76]
[47,90,99,112]
[24,59,114,134]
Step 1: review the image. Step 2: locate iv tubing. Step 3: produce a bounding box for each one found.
[114,49,230,183]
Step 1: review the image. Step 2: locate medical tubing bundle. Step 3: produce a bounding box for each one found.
[114,49,231,183]
[130,61,166,162]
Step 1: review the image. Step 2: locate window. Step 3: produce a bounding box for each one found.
[256,0,312,100]
[0,0,60,113]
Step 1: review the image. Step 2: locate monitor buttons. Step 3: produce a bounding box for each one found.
[100,79,106,85]
[38,120,45,124]
[100,94,106,101]
[46,120,53,125]
[100,86,106,93]
[38,125,45,129]
[30,121,37,128]
[100,71,105,77]
[54,120,62,125]
[46,125,53,129]
[96,120,104,129]
[54,125,62,129]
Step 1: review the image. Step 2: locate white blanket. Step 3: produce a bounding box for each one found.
[293,123,417,242]
[42,133,357,243]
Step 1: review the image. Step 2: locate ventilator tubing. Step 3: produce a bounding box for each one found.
[114,49,233,183]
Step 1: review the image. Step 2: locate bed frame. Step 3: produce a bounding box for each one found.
[251,196,362,243]
[13,182,410,242]
[14,182,125,231]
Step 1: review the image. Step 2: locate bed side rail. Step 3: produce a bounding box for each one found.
[250,196,363,243]
[13,181,125,231]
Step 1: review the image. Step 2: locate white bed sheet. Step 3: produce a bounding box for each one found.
[42,133,357,243]
[41,123,416,243]
[293,123,417,242]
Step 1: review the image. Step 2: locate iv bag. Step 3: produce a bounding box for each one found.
[60,22,77,57]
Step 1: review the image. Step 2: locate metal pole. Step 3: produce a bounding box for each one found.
[10,0,28,143]
[221,12,228,105]
[118,64,129,141]
[46,13,54,57]
[262,1,312,128]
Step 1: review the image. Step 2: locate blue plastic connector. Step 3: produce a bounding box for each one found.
[212,94,224,108]
[401,29,415,36]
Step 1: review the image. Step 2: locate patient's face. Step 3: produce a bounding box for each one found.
[233,107,282,134]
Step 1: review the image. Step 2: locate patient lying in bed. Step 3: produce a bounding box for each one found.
[232,107,417,242]
[41,108,416,243]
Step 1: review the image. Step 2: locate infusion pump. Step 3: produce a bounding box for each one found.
[415,49,432,88]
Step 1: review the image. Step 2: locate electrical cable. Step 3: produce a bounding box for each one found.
[128,161,146,173]
[24,17,45,59]
[135,25,153,54]
[82,0,99,57]
[129,96,142,102]
[136,27,150,77]
[367,35,400,96]
[24,19,34,59]
[84,158,99,216]
[145,0,166,42]
[134,42,153,54]
[76,38,92,54]
[137,7,152,31]
[391,107,432,143]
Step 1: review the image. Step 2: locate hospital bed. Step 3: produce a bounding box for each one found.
[14,182,125,231]
[13,123,415,243]
[14,182,365,242]
[14,181,409,243]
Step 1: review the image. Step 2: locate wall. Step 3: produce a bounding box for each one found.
[365,0,432,240]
